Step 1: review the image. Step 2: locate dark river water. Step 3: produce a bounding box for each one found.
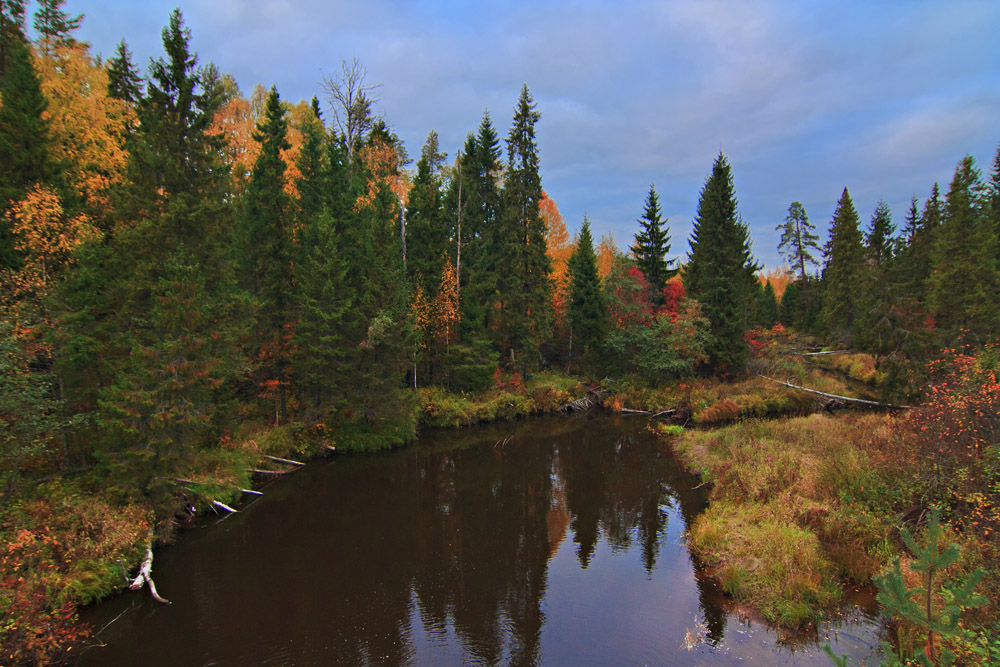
[78,415,881,666]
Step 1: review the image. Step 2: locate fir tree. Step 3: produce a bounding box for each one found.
[106,39,144,105]
[927,155,999,340]
[684,152,758,372]
[856,200,896,351]
[759,280,779,327]
[865,199,895,266]
[631,184,675,300]
[0,0,26,77]
[779,279,801,327]
[497,85,551,370]
[820,188,864,343]
[567,216,606,372]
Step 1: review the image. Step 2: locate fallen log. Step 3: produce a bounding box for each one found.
[619,407,652,415]
[240,488,263,496]
[129,542,170,605]
[247,468,288,475]
[649,409,676,419]
[262,454,305,467]
[563,397,592,412]
[759,375,912,410]
[211,499,239,513]
[802,350,854,356]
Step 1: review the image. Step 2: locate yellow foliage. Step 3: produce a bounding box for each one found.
[35,42,132,211]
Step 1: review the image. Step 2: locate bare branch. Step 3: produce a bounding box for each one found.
[320,57,382,158]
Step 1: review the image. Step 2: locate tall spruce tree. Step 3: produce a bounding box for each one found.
[820,188,865,343]
[60,9,237,488]
[631,184,675,300]
[496,85,551,370]
[567,216,606,372]
[855,200,896,351]
[927,156,999,340]
[684,152,758,372]
[406,130,449,295]
[237,86,294,421]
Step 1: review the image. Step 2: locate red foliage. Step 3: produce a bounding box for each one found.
[660,277,685,316]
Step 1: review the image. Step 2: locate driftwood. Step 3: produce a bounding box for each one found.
[802,350,854,357]
[240,488,263,496]
[563,397,592,412]
[649,409,676,419]
[326,445,337,453]
[211,499,239,513]
[247,468,288,475]
[619,407,652,415]
[129,542,170,604]
[262,454,305,467]
[759,375,912,410]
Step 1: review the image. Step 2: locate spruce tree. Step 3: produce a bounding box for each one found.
[856,200,896,351]
[237,86,294,421]
[779,279,801,327]
[865,199,895,266]
[567,216,606,372]
[0,15,53,267]
[820,188,864,343]
[759,280,779,327]
[927,156,999,340]
[631,184,675,300]
[406,130,449,295]
[0,0,26,77]
[684,152,758,372]
[106,39,144,104]
[32,0,81,56]
[497,85,551,371]
[61,10,238,487]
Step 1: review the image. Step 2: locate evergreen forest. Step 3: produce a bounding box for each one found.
[2,3,999,665]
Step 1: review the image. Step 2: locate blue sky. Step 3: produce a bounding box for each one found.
[45,0,1000,269]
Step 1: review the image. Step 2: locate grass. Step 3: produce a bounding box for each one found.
[670,413,901,626]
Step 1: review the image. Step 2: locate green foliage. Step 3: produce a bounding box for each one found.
[406,129,450,296]
[876,508,986,666]
[777,201,820,283]
[631,184,676,298]
[821,187,865,344]
[495,84,551,370]
[684,152,758,373]
[106,39,143,104]
[567,216,606,372]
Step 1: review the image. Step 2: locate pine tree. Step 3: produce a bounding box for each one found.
[927,155,999,340]
[32,0,80,56]
[776,201,820,284]
[567,216,606,372]
[820,188,864,343]
[631,184,675,300]
[106,39,144,104]
[496,85,551,371]
[236,86,294,421]
[684,152,758,372]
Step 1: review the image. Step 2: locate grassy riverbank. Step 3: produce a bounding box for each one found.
[659,351,1000,664]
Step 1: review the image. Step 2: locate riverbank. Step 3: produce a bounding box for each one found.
[660,355,1000,664]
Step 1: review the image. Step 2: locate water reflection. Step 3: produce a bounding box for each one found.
[78,415,877,666]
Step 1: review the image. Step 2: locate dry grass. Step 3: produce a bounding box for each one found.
[672,413,900,626]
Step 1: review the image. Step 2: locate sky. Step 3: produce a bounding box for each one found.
[41,0,1000,270]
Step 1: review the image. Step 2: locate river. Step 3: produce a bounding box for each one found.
[77,414,881,666]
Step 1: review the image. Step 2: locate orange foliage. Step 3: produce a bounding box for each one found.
[3,185,95,299]
[596,231,618,280]
[410,284,431,349]
[662,275,685,314]
[542,191,573,321]
[355,137,411,212]
[209,95,259,195]
[36,43,132,211]
[208,84,305,198]
[758,265,793,301]
[433,258,460,348]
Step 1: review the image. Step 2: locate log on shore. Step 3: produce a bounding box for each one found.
[802,350,855,356]
[211,499,239,513]
[262,454,305,467]
[758,375,912,410]
[247,468,289,475]
[129,543,170,605]
[240,488,263,496]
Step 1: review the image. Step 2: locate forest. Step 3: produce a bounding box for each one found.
[1,1,999,665]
